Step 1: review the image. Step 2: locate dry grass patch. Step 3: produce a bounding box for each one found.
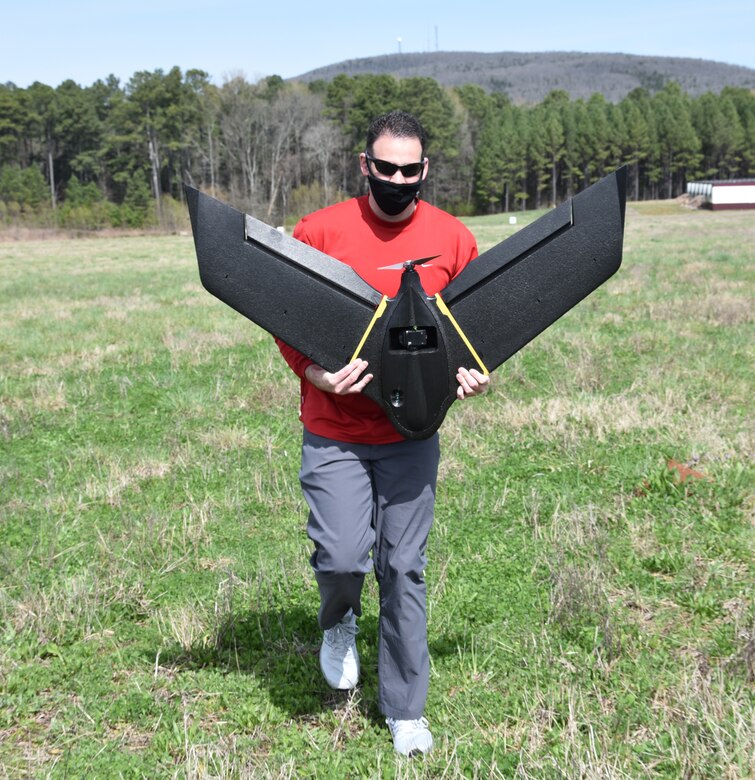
[91,498,221,578]
[10,293,161,324]
[644,293,753,326]
[81,454,175,507]
[154,603,218,653]
[547,503,607,548]
[162,328,250,366]
[102,723,155,754]
[649,664,754,779]
[181,732,290,780]
[2,570,151,646]
[216,345,302,417]
[1,717,68,780]
[7,347,157,388]
[197,426,251,451]
[449,391,676,453]
[180,281,218,308]
[27,378,68,412]
[153,572,246,654]
[515,688,636,779]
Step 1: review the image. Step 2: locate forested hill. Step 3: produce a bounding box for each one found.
[3,62,754,231]
[295,51,755,103]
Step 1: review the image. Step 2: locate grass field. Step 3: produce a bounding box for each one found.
[1,202,753,778]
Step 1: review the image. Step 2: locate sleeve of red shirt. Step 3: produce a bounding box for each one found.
[275,337,313,379]
[456,223,479,277]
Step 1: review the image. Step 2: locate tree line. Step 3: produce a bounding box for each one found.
[1,68,753,228]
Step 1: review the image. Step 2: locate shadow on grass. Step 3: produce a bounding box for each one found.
[154,605,380,721]
[154,604,460,725]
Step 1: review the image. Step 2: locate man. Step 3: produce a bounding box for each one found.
[276,110,489,756]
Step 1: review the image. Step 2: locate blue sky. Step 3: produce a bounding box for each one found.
[3,0,753,88]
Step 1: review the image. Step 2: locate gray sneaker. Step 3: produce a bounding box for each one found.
[386,716,434,756]
[319,610,359,689]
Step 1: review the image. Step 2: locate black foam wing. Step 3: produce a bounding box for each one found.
[185,185,382,373]
[185,167,626,440]
[442,166,627,372]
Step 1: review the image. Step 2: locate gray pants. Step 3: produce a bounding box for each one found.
[299,430,440,720]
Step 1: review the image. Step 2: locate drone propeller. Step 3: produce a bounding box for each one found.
[377,254,440,271]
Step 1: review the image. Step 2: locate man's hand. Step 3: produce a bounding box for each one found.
[456,367,490,400]
[305,359,373,395]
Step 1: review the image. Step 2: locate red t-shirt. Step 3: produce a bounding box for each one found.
[277,196,478,443]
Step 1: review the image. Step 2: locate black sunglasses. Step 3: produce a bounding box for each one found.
[365,154,425,179]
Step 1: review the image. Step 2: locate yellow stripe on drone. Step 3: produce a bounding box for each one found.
[350,295,389,362]
[434,294,489,375]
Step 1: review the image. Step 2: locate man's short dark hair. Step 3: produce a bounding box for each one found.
[366,111,427,157]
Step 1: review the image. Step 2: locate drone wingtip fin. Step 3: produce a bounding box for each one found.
[184,184,200,233]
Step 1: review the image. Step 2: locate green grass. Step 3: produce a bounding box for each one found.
[1,202,753,778]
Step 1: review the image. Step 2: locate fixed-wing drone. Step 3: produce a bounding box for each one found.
[186,167,626,439]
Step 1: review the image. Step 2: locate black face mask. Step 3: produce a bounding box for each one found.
[367,174,423,216]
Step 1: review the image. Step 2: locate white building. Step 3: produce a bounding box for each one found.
[686,180,755,210]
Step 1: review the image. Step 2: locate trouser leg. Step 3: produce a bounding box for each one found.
[299,429,440,718]
[299,431,375,629]
[372,435,440,720]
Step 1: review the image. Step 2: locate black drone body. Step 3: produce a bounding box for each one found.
[186,167,627,439]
